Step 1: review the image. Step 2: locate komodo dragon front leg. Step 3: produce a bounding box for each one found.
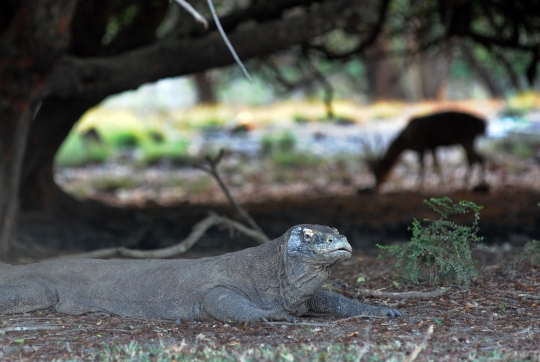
[203,287,296,323]
[307,290,403,318]
[0,282,58,314]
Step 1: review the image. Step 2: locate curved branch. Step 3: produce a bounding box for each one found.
[51,212,266,260]
[46,0,372,99]
[307,0,391,60]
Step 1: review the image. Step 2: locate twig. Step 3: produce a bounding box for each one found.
[0,325,62,334]
[205,0,252,82]
[264,321,331,327]
[194,150,269,243]
[404,325,434,362]
[49,212,265,260]
[358,288,450,299]
[172,0,250,81]
[333,315,385,323]
[501,290,540,300]
[172,0,208,28]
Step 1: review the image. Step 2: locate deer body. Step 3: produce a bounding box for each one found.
[368,111,486,187]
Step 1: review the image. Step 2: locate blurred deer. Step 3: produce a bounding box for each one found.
[364,111,487,188]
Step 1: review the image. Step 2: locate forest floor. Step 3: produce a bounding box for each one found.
[6,101,540,360]
[1,247,539,361]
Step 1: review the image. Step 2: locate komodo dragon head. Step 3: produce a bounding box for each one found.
[285,224,352,264]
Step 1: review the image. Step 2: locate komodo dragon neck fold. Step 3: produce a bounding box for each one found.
[278,243,334,315]
[0,224,403,323]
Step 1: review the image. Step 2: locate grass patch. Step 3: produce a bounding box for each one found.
[55,134,112,167]
[137,139,191,166]
[261,131,297,155]
[91,340,539,362]
[521,239,540,266]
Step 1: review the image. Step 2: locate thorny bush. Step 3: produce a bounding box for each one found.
[378,197,483,287]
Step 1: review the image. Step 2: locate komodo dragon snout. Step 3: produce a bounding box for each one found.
[0,224,403,322]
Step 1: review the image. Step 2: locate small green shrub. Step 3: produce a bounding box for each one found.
[520,239,540,266]
[137,139,190,166]
[378,197,483,287]
[106,130,143,147]
[260,131,297,155]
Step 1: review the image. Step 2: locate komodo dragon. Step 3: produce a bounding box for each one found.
[0,224,402,323]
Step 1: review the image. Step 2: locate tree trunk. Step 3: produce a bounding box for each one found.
[194,72,217,104]
[419,50,452,100]
[461,45,505,98]
[0,102,37,258]
[0,0,77,259]
[20,98,102,212]
[363,36,407,101]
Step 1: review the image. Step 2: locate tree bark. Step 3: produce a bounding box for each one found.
[461,44,505,98]
[194,72,217,104]
[0,0,77,258]
[419,49,452,100]
[363,36,407,101]
[45,0,370,100]
[20,98,102,212]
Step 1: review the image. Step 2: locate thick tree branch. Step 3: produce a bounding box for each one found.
[192,0,321,36]
[46,0,373,99]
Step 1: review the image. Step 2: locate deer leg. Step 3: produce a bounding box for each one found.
[417,151,425,189]
[463,142,484,185]
[431,148,442,180]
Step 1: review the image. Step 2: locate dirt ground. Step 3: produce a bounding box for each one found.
[1,246,539,361]
[7,146,540,360]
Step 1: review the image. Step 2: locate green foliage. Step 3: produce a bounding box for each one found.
[137,139,191,166]
[55,134,111,167]
[520,239,540,266]
[260,131,297,155]
[270,151,321,169]
[378,197,483,287]
[104,130,145,148]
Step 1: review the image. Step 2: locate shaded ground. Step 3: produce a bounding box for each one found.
[8,177,540,361]
[1,248,539,361]
[16,186,540,258]
[8,103,540,360]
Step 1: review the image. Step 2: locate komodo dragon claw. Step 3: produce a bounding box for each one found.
[386,309,403,318]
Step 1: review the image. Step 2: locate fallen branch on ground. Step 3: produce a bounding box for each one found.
[264,321,330,327]
[194,149,269,243]
[358,288,450,299]
[334,315,385,322]
[51,212,265,260]
[501,290,540,300]
[0,325,62,334]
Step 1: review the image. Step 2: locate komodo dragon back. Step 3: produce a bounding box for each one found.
[0,224,402,323]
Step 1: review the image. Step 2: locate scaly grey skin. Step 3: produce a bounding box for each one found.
[0,224,402,323]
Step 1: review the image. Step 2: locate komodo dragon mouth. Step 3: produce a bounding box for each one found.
[294,227,353,257]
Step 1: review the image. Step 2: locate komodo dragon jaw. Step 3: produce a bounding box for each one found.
[286,225,352,263]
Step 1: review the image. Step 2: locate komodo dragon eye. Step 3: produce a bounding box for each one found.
[326,237,334,243]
